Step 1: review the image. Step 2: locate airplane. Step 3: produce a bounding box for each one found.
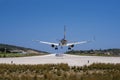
[35,26,93,50]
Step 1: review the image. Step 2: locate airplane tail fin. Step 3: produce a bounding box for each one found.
[64,25,66,39]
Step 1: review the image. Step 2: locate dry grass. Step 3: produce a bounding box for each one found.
[0,63,120,80]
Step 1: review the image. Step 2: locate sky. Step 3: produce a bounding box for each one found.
[0,0,120,53]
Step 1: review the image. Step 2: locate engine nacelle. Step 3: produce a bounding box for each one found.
[51,44,55,48]
[68,45,74,50]
[70,45,74,48]
[51,44,58,50]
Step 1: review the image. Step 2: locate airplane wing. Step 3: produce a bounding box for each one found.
[34,40,59,46]
[66,40,91,46]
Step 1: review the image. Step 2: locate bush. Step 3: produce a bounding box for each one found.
[0,63,120,80]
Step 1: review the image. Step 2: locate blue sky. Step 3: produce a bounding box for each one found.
[0,0,120,53]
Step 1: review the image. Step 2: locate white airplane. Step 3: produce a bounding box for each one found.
[35,26,93,50]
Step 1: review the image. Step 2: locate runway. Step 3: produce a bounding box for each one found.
[0,54,120,66]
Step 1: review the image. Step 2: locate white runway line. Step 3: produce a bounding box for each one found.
[0,54,120,66]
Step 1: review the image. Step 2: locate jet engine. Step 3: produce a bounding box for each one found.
[51,44,55,48]
[70,45,74,48]
[68,45,74,50]
[51,44,58,50]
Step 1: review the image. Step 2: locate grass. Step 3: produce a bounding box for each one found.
[66,53,117,57]
[0,63,120,80]
[0,53,45,58]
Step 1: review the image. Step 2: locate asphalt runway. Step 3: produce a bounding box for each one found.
[0,54,120,66]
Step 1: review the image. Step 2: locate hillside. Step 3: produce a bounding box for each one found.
[0,43,49,54]
[66,49,120,56]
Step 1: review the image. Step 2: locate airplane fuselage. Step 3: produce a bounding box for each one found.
[60,39,67,46]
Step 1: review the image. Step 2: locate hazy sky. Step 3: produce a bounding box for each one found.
[0,0,120,53]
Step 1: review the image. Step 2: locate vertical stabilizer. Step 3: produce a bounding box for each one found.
[64,25,66,39]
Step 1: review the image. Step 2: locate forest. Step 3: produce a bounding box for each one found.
[66,49,120,56]
[0,43,48,54]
